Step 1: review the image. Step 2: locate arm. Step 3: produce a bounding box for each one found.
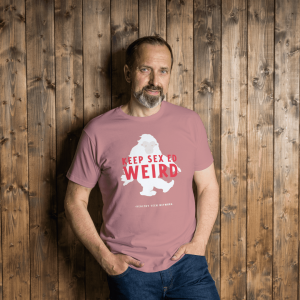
[64,180,113,267]
[191,162,219,248]
[65,180,145,274]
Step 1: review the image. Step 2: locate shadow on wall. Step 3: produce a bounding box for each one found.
[56,46,129,297]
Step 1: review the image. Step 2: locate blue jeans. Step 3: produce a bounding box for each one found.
[107,253,220,300]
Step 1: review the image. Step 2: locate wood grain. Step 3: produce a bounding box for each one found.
[83,0,111,299]
[167,0,193,109]
[194,0,222,295]
[55,0,85,299]
[139,0,166,39]
[0,1,29,299]
[247,0,274,299]
[274,0,299,298]
[221,0,247,299]
[111,0,138,108]
[26,0,57,299]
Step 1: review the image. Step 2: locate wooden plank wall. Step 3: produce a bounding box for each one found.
[0,0,299,299]
[221,0,247,299]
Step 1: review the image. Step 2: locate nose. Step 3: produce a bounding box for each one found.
[149,70,159,87]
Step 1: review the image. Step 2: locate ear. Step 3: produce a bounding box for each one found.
[124,64,131,83]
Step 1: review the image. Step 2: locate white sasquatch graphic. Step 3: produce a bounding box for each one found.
[121,134,182,196]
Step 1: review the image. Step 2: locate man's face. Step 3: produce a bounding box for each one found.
[124,43,172,109]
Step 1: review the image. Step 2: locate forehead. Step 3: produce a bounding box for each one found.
[134,43,172,68]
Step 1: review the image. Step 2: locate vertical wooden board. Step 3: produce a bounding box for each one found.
[166,0,193,109]
[247,0,274,299]
[84,0,111,121]
[55,0,85,299]
[0,1,29,299]
[139,0,166,39]
[220,0,247,299]
[274,0,299,298]
[26,0,58,299]
[83,0,111,299]
[111,0,138,108]
[194,0,222,294]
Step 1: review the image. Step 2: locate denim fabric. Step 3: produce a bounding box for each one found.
[107,253,220,300]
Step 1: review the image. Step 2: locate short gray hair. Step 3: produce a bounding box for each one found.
[125,36,173,71]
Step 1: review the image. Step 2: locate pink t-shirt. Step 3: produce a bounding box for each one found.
[66,100,214,273]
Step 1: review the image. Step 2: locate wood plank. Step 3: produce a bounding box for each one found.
[111,0,138,108]
[55,0,85,299]
[26,0,58,299]
[247,0,274,299]
[0,1,29,299]
[82,0,111,299]
[194,0,222,295]
[220,0,247,299]
[166,0,193,109]
[273,0,300,298]
[139,0,166,39]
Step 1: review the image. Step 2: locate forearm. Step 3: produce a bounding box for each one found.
[191,187,219,246]
[64,200,112,265]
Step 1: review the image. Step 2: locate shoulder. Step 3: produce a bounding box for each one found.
[163,101,197,121]
[83,108,118,137]
[166,101,203,123]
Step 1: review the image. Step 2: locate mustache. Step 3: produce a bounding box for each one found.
[143,85,162,92]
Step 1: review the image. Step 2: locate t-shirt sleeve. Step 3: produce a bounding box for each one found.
[66,130,101,188]
[194,113,214,171]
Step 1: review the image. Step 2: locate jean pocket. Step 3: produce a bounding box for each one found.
[185,254,208,266]
[107,266,131,278]
[184,254,208,279]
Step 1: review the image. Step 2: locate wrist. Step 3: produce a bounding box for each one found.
[191,236,208,246]
[96,247,114,266]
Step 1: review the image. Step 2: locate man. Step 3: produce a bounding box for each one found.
[64,36,220,299]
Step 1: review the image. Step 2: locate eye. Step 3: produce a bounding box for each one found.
[141,68,149,72]
[161,70,168,74]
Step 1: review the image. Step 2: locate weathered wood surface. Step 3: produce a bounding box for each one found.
[0,0,299,299]
[194,0,221,295]
[26,0,57,299]
[55,0,85,299]
[111,0,138,108]
[221,0,247,299]
[167,0,193,109]
[0,1,29,299]
[247,0,274,299]
[274,0,299,298]
[82,1,111,299]
[139,0,166,39]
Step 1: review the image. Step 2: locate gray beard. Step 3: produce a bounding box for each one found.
[133,89,165,109]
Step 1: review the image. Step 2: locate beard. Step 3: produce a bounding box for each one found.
[133,85,165,109]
